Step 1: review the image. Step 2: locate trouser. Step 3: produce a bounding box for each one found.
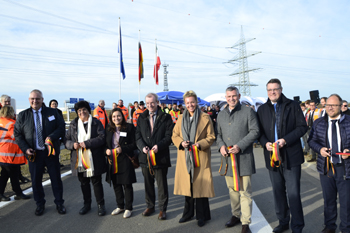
[141,167,168,211]
[182,179,211,221]
[320,164,350,232]
[78,173,104,205]
[225,175,252,225]
[269,164,304,233]
[28,149,64,206]
[0,165,22,195]
[113,182,134,210]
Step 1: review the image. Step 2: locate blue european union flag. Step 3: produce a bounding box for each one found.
[118,23,126,80]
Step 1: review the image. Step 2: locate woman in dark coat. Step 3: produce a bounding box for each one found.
[105,108,136,218]
[65,101,107,216]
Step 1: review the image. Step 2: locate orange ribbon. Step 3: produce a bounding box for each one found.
[228,146,240,192]
[270,142,281,168]
[111,148,119,174]
[189,144,200,167]
[45,138,55,157]
[81,148,89,169]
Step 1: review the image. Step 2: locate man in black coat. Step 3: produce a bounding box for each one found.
[14,89,66,216]
[257,79,307,233]
[135,93,173,220]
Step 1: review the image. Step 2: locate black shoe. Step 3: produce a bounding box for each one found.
[225,215,241,228]
[98,205,106,216]
[56,204,66,214]
[273,224,289,233]
[14,193,30,200]
[35,205,45,216]
[60,163,64,168]
[79,204,91,215]
[197,219,205,227]
[0,194,10,202]
[20,176,30,184]
[179,216,192,223]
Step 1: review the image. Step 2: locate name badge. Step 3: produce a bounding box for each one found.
[48,115,55,121]
[120,132,127,137]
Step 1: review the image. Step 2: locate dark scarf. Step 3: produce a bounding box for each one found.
[181,107,200,183]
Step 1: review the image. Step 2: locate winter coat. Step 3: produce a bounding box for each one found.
[105,123,136,185]
[172,112,215,198]
[308,114,350,178]
[257,94,308,170]
[65,117,107,176]
[135,107,173,168]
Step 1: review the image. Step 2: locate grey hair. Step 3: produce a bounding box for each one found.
[226,86,240,95]
[29,89,43,98]
[99,100,105,104]
[145,93,158,102]
[0,94,10,103]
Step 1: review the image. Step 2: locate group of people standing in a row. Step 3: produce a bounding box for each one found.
[1,78,350,233]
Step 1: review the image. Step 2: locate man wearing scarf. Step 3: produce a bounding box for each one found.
[216,86,260,233]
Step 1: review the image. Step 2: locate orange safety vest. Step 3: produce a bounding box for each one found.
[133,108,146,127]
[306,108,324,124]
[118,106,129,121]
[170,110,180,123]
[93,105,109,129]
[0,118,27,165]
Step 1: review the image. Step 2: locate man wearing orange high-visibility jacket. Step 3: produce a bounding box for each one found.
[93,100,109,129]
[169,103,180,124]
[133,101,146,127]
[117,99,129,121]
[0,106,29,201]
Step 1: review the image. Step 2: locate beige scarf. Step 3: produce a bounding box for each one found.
[77,115,94,177]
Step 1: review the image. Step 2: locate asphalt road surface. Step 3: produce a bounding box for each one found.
[0,146,338,233]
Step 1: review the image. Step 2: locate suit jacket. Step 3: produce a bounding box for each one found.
[105,123,136,185]
[216,103,260,176]
[172,111,215,198]
[65,117,107,176]
[135,106,173,168]
[14,105,65,156]
[257,94,308,170]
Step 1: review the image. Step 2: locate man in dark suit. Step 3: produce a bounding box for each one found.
[135,93,173,220]
[308,94,350,233]
[257,79,307,233]
[14,89,66,216]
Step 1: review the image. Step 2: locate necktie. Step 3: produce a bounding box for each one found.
[331,120,339,164]
[150,113,154,134]
[36,111,45,148]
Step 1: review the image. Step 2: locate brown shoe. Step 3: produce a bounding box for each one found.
[142,207,155,216]
[321,227,335,233]
[158,211,166,220]
[241,225,252,233]
[225,216,240,228]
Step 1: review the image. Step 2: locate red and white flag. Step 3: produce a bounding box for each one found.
[153,43,161,85]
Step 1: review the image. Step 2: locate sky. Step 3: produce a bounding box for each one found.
[1,0,350,110]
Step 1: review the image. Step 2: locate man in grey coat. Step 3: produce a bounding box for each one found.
[216,86,260,233]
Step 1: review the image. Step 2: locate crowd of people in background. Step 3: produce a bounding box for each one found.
[1,79,350,233]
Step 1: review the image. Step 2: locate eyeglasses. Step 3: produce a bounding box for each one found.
[267,88,281,92]
[325,104,341,108]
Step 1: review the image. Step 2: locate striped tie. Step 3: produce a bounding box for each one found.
[36,111,45,148]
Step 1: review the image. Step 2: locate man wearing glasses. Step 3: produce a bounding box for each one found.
[308,94,350,233]
[257,79,307,233]
[341,100,350,116]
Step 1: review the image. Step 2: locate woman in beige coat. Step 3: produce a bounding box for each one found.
[172,90,215,227]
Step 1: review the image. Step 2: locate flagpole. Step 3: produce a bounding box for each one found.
[138,30,140,103]
[119,17,121,100]
[154,38,157,93]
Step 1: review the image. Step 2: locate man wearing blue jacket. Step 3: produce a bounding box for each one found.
[308,94,350,233]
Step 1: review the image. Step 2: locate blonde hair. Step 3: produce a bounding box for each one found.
[0,105,15,119]
[183,90,198,103]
